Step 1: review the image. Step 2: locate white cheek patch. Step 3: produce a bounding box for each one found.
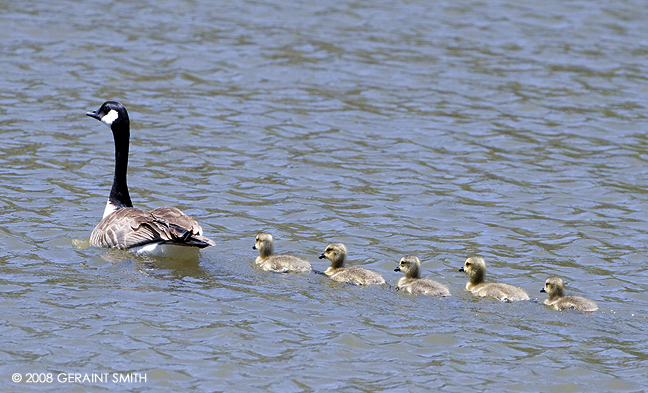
[101,109,119,126]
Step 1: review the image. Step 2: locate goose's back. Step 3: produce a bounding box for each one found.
[90,206,215,249]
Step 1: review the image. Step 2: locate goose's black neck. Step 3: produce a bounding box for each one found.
[109,117,133,209]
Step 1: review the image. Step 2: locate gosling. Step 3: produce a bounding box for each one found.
[318,243,385,286]
[459,257,529,301]
[394,256,450,296]
[252,233,312,273]
[541,277,598,312]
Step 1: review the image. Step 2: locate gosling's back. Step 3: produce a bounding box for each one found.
[329,266,386,286]
[396,277,451,296]
[469,282,529,302]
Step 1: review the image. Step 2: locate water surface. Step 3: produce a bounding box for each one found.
[0,0,647,391]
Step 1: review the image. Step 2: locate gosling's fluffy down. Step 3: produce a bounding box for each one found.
[318,243,385,286]
[394,255,450,296]
[541,277,598,312]
[459,257,529,301]
[253,233,312,273]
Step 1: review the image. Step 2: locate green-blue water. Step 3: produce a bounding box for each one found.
[1,0,647,391]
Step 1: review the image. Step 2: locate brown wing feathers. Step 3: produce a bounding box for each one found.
[90,207,216,250]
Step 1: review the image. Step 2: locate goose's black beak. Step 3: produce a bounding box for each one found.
[394,267,401,272]
[86,110,101,120]
[318,253,326,259]
[252,245,257,250]
[540,288,546,293]
[459,267,465,272]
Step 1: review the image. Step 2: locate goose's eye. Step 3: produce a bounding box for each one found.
[465,262,471,266]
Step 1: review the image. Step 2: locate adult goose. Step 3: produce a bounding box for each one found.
[86,101,215,258]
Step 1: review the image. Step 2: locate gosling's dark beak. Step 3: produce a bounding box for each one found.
[540,288,546,293]
[459,267,465,272]
[318,253,326,259]
[86,110,101,120]
[252,245,257,250]
[394,267,401,272]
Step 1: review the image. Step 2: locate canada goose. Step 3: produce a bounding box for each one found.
[252,232,312,273]
[318,243,385,286]
[459,257,529,301]
[394,255,450,296]
[541,277,598,312]
[86,101,215,258]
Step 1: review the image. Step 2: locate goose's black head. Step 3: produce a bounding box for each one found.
[86,101,130,132]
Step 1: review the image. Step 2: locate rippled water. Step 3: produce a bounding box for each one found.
[1,0,647,391]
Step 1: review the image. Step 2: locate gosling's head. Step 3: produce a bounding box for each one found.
[318,243,347,268]
[459,257,486,281]
[541,277,564,299]
[253,232,274,257]
[395,255,421,279]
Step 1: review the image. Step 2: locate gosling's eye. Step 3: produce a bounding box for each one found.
[465,262,471,266]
